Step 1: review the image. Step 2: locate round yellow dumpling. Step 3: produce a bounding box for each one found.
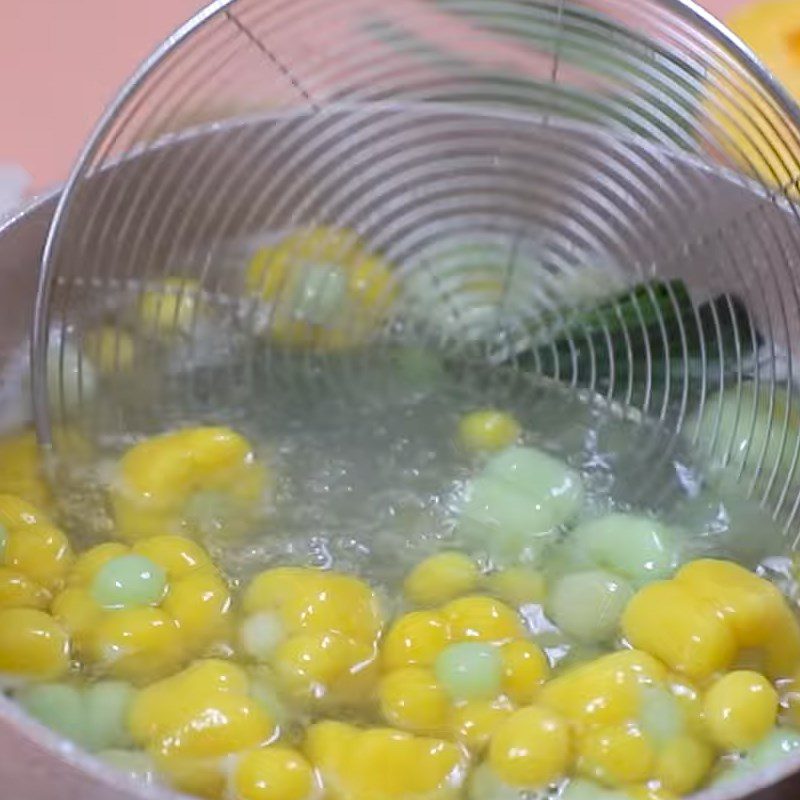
[702,670,778,750]
[382,610,451,670]
[458,410,521,453]
[403,552,479,607]
[578,723,655,787]
[0,607,70,681]
[0,430,52,509]
[450,697,512,752]
[484,567,545,607]
[138,278,205,337]
[231,747,318,800]
[488,705,572,788]
[653,735,714,794]
[442,595,523,644]
[379,667,450,735]
[0,494,73,611]
[500,639,549,705]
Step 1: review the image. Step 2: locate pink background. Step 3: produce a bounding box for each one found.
[0,0,747,194]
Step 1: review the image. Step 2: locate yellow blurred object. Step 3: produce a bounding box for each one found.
[0,494,72,611]
[702,670,778,749]
[714,0,800,189]
[488,705,572,788]
[457,410,521,454]
[246,227,396,352]
[403,552,479,607]
[621,580,736,681]
[304,721,467,800]
[441,595,523,643]
[676,559,800,679]
[653,735,714,795]
[53,535,230,683]
[112,426,268,541]
[578,723,655,787]
[138,278,205,337]
[232,747,318,800]
[0,430,51,508]
[449,697,512,752]
[381,610,451,670]
[378,666,450,735]
[83,327,136,374]
[539,650,666,729]
[0,607,70,681]
[131,659,276,797]
[500,639,549,704]
[484,567,546,607]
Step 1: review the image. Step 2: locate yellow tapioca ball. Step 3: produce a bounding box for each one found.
[274,632,378,706]
[243,567,323,614]
[4,524,72,594]
[539,650,666,729]
[0,608,70,681]
[113,426,266,540]
[303,720,358,774]
[382,610,451,670]
[133,535,212,579]
[51,587,102,645]
[442,595,523,643]
[138,278,203,336]
[0,493,50,528]
[653,735,714,794]
[621,581,736,681]
[488,705,572,788]
[578,723,655,787]
[162,567,231,643]
[83,327,136,374]
[703,670,778,750]
[279,571,383,643]
[500,639,549,705]
[0,567,50,610]
[151,691,275,798]
[87,606,184,683]
[458,410,521,454]
[676,559,800,679]
[403,552,479,607]
[450,697,512,752]
[231,746,318,800]
[0,431,51,508]
[129,659,251,743]
[484,567,546,607]
[342,727,466,799]
[379,666,449,735]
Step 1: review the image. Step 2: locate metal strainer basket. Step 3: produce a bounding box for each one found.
[18,0,800,798]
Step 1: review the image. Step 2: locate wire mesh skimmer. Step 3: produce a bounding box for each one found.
[29,0,800,543]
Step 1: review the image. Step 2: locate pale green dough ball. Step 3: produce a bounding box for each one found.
[546,570,633,643]
[467,762,521,800]
[569,512,680,586]
[290,263,348,324]
[560,779,627,800]
[638,686,685,745]
[91,554,167,609]
[750,728,800,768]
[84,681,136,751]
[434,642,503,701]
[714,728,800,786]
[460,446,583,561]
[97,750,157,784]
[17,684,87,748]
